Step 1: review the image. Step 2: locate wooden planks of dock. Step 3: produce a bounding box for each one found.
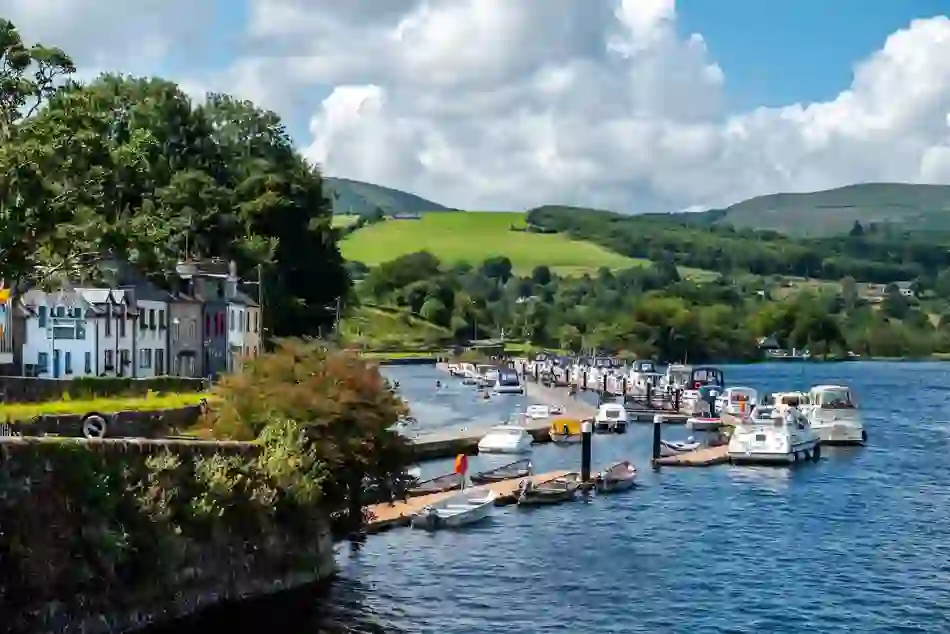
[365,469,572,533]
[654,444,730,467]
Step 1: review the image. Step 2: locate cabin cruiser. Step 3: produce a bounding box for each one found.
[716,386,759,418]
[493,368,525,394]
[680,366,725,412]
[477,425,534,454]
[476,365,498,388]
[594,402,628,433]
[627,360,658,393]
[803,384,866,445]
[460,363,478,385]
[525,404,551,419]
[728,404,820,465]
[661,364,693,394]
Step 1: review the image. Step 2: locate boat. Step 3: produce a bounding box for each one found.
[409,489,498,530]
[525,404,551,419]
[661,363,693,393]
[469,458,533,485]
[493,368,525,394]
[516,473,579,506]
[804,384,866,445]
[596,461,637,493]
[686,416,721,431]
[407,466,422,482]
[594,402,628,433]
[680,367,725,412]
[407,472,465,497]
[549,417,584,444]
[660,438,702,455]
[716,386,759,418]
[477,425,534,454]
[728,405,821,465]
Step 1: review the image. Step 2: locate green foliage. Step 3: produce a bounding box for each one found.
[325,176,451,216]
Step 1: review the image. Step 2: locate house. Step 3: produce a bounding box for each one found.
[77,287,137,377]
[227,291,260,373]
[168,290,203,377]
[132,284,171,377]
[18,288,99,378]
[895,281,915,298]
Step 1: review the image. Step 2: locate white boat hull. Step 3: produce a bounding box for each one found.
[549,433,582,444]
[686,417,721,431]
[494,385,525,394]
[812,423,866,445]
[410,492,497,530]
[729,438,820,465]
[477,439,533,454]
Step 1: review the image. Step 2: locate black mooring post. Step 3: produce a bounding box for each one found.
[645,382,652,407]
[602,374,607,394]
[673,389,681,412]
[652,416,662,469]
[622,376,628,396]
[581,419,592,482]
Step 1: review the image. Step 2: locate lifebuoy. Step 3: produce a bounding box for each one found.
[694,382,701,389]
[82,413,109,439]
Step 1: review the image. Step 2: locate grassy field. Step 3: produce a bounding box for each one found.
[332,214,362,228]
[1,393,209,422]
[340,304,452,350]
[341,211,714,278]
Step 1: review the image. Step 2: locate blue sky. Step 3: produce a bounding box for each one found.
[678,0,948,111]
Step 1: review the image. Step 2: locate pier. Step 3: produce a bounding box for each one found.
[365,469,573,533]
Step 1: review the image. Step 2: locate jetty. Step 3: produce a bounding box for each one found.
[365,469,573,533]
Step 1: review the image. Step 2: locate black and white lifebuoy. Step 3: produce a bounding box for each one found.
[81,413,108,439]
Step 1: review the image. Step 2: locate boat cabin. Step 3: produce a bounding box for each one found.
[772,391,808,408]
[496,368,521,386]
[809,385,856,409]
[630,359,657,374]
[689,366,724,390]
[665,364,693,388]
[591,356,622,369]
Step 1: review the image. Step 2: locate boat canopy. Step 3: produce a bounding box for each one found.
[690,366,724,388]
[497,369,520,385]
[811,385,856,408]
[726,387,757,402]
[631,360,657,373]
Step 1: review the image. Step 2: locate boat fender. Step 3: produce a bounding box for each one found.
[812,444,821,461]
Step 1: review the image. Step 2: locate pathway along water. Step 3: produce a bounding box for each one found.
[149,362,950,634]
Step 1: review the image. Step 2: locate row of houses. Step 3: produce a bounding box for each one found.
[0,259,262,379]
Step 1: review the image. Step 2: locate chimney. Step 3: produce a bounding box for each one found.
[225,260,238,299]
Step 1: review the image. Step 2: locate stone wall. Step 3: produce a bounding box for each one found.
[0,375,207,403]
[3,404,204,438]
[0,438,335,633]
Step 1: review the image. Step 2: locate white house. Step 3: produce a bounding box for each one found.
[78,288,137,377]
[135,294,170,378]
[19,288,98,378]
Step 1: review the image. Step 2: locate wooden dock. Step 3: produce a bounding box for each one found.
[654,444,730,467]
[364,469,572,533]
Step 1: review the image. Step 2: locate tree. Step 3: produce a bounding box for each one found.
[849,220,864,237]
[530,265,552,286]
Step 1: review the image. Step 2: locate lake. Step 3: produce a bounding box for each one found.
[154,362,950,633]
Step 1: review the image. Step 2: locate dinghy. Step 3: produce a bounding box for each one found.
[660,439,702,455]
[469,458,533,485]
[548,418,583,444]
[596,461,637,493]
[686,416,721,431]
[516,473,579,506]
[410,490,498,530]
[407,472,465,497]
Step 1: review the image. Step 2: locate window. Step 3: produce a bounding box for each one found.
[52,325,75,339]
[119,307,126,337]
[205,314,211,336]
[72,307,82,318]
[105,349,114,369]
[84,351,92,374]
[156,349,164,375]
[76,321,86,339]
[159,309,166,329]
[38,306,48,328]
[54,306,65,318]
[229,309,234,331]
[140,310,147,329]
[64,351,72,374]
[189,318,197,339]
[120,349,130,370]
[245,311,250,332]
[253,311,258,332]
[104,312,111,336]
[172,318,180,343]
[140,348,152,369]
[148,309,156,329]
[37,352,49,372]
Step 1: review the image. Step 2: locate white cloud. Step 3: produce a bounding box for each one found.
[4,0,950,213]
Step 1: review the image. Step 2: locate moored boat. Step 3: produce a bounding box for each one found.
[728,404,820,465]
[469,458,533,485]
[516,473,580,506]
[477,425,534,454]
[686,416,721,431]
[804,384,866,445]
[660,438,702,456]
[596,461,637,493]
[549,417,584,444]
[409,490,498,530]
[594,402,628,433]
[407,472,465,497]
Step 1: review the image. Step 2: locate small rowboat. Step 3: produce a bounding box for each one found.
[407,472,464,497]
[516,473,579,506]
[596,461,637,493]
[469,458,533,485]
[660,439,702,453]
[410,490,498,530]
[686,416,721,431]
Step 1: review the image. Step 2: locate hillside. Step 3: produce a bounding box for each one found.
[703,183,950,236]
[324,177,452,216]
[340,304,451,350]
[339,211,716,277]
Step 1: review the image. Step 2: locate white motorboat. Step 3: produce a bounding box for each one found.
[525,404,551,419]
[728,405,821,465]
[493,368,525,394]
[716,386,758,418]
[679,366,725,412]
[594,402,628,433]
[477,425,534,454]
[660,438,702,456]
[686,416,721,431]
[409,489,498,530]
[804,384,866,445]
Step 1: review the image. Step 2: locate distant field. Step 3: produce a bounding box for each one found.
[332,214,361,228]
[341,212,713,278]
[340,304,451,349]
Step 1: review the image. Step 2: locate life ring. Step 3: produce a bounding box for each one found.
[694,382,701,390]
[81,413,109,439]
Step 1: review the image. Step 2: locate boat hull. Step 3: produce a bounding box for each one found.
[596,478,636,493]
[410,496,496,530]
[477,443,532,454]
[686,417,721,431]
[517,490,576,505]
[812,424,866,445]
[729,439,821,465]
[494,385,525,394]
[549,433,583,444]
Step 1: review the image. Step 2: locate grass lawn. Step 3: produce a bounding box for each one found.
[341,212,703,277]
[340,304,452,350]
[332,214,362,229]
[0,393,209,422]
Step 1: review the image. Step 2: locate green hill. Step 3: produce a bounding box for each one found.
[324,177,452,216]
[340,211,714,278]
[340,304,451,350]
[704,183,950,236]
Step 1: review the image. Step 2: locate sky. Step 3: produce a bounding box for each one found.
[3,0,950,214]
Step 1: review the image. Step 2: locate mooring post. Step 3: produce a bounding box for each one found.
[622,376,628,396]
[645,382,653,408]
[601,373,607,394]
[581,419,592,482]
[651,415,663,469]
[673,389,681,412]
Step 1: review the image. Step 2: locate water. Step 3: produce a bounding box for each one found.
[157,362,950,633]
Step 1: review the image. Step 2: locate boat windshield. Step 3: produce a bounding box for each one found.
[602,408,621,419]
[750,406,774,422]
[777,394,802,407]
[497,370,519,385]
[730,391,753,402]
[671,370,691,384]
[815,388,854,409]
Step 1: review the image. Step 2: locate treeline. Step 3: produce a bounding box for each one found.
[527,207,950,285]
[0,19,348,338]
[358,251,950,361]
